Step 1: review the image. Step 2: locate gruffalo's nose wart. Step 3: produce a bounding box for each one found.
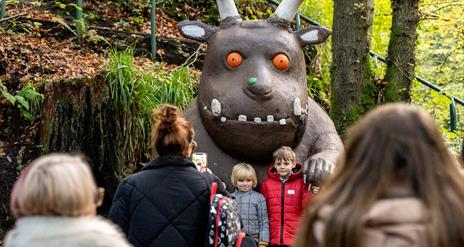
[179,0,343,188]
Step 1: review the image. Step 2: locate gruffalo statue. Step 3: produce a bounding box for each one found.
[179,0,343,188]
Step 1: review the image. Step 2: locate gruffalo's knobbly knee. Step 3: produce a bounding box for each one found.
[179,0,343,188]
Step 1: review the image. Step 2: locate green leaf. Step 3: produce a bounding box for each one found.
[15,95,30,110]
[19,109,33,121]
[0,84,16,105]
[52,17,77,36]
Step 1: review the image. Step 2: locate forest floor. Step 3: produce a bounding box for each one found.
[0,0,190,240]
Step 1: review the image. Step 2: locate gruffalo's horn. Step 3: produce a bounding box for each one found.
[216,0,241,21]
[272,0,304,21]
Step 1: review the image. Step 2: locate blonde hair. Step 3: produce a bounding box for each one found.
[11,153,98,217]
[273,146,296,162]
[231,163,258,188]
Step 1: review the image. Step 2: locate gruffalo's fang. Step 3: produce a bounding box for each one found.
[179,0,343,189]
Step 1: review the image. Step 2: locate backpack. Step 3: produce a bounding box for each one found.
[206,182,249,247]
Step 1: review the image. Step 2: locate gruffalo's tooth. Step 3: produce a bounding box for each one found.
[211,99,221,117]
[293,97,302,116]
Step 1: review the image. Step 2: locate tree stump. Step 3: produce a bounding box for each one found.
[39,76,131,214]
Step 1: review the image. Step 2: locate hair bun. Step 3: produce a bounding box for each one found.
[164,106,178,125]
[155,105,179,134]
[151,104,194,155]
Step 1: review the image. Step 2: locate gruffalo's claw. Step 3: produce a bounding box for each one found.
[304,159,335,186]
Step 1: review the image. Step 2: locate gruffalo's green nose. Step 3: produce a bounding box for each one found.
[247,77,257,86]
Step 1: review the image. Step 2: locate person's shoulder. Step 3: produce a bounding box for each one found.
[250,189,263,195]
[74,217,133,247]
[261,178,274,188]
[251,190,266,200]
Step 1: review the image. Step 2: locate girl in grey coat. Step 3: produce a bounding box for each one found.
[231,163,270,247]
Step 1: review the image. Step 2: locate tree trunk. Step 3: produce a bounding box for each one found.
[39,77,136,214]
[0,149,19,239]
[384,0,419,102]
[330,0,375,135]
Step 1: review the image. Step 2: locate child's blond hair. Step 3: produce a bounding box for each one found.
[231,163,258,188]
[11,153,98,217]
[273,146,296,162]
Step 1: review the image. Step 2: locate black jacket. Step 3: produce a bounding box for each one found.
[108,155,217,247]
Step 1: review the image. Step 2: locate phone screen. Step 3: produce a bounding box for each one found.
[192,152,208,172]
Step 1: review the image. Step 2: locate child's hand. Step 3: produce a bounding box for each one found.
[309,184,321,195]
[312,186,321,195]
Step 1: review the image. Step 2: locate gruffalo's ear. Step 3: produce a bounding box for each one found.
[296,26,332,46]
[178,21,217,42]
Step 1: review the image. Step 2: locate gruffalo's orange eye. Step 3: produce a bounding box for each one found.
[273,53,289,71]
[226,52,243,68]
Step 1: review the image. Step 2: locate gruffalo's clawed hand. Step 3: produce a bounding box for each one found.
[304,158,335,186]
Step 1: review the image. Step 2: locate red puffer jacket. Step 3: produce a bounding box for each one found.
[260,163,311,246]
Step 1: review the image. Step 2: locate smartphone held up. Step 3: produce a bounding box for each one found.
[192,152,208,173]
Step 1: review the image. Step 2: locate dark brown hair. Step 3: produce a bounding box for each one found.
[294,103,464,247]
[151,104,194,156]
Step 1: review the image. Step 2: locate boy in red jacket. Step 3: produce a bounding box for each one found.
[261,146,311,247]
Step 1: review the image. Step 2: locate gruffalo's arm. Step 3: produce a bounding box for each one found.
[291,24,343,186]
[294,98,343,186]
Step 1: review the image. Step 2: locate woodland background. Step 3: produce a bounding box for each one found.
[0,0,463,242]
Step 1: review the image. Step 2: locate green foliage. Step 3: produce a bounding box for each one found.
[157,0,217,24]
[150,67,196,109]
[237,0,272,20]
[299,0,333,105]
[300,0,334,29]
[412,0,464,150]
[105,48,198,161]
[306,45,331,106]
[53,16,77,36]
[0,3,43,35]
[412,82,463,149]
[0,81,44,122]
[110,0,149,11]
[370,0,392,55]
[298,0,463,150]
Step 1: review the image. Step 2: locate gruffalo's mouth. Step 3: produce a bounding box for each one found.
[200,97,308,126]
[197,96,309,161]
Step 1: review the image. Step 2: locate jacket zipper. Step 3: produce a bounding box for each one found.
[280,182,285,245]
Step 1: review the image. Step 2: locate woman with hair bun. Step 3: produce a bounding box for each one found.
[109,104,220,247]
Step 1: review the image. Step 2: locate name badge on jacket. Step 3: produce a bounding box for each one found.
[287,190,295,195]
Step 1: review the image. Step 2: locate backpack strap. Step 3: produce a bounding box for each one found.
[210,182,218,203]
[235,232,246,247]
